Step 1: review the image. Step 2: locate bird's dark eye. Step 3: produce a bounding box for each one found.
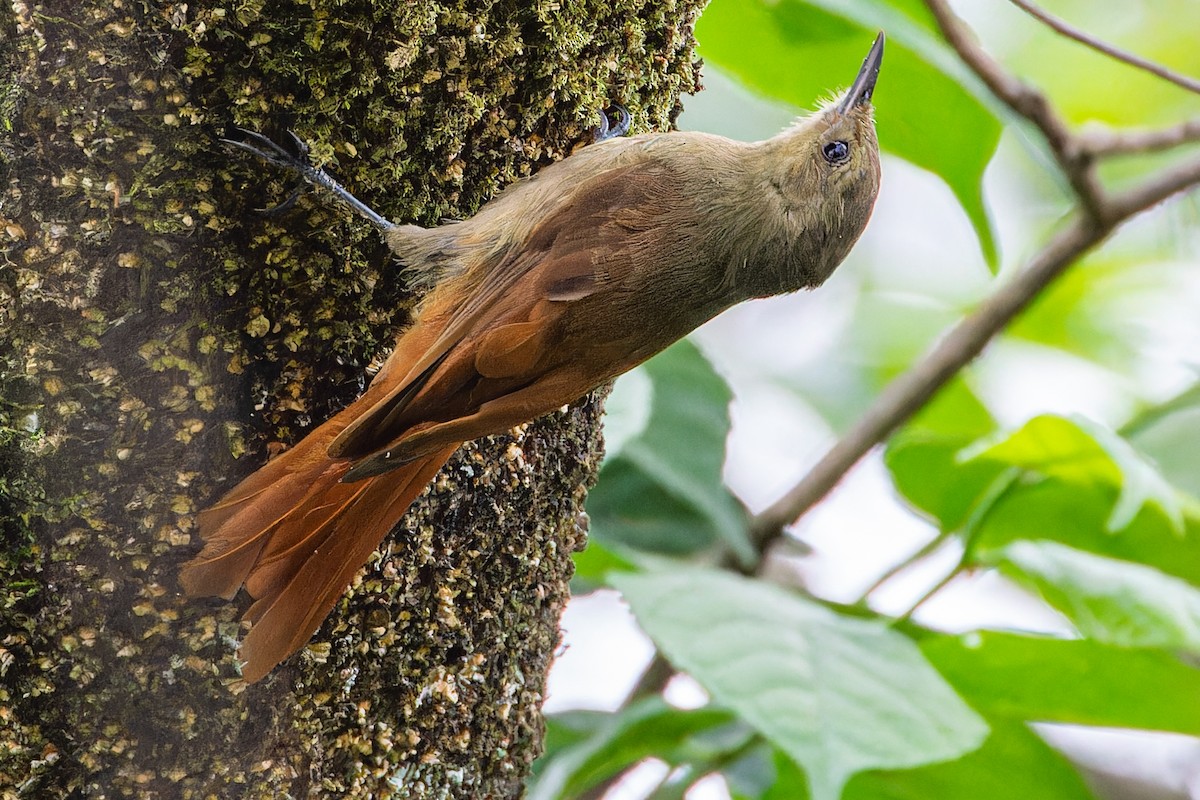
[822,140,849,164]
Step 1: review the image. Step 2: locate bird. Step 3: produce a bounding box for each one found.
[181,32,885,683]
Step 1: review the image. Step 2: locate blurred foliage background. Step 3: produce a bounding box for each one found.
[529,0,1200,799]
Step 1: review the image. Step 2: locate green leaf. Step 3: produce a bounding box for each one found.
[529,699,743,800]
[764,748,814,800]
[903,377,997,440]
[763,718,1093,800]
[1008,255,1152,368]
[998,541,1200,653]
[612,568,988,800]
[923,630,1200,735]
[964,414,1184,534]
[887,437,1013,533]
[602,367,653,458]
[845,719,1096,800]
[589,340,753,563]
[695,0,1003,266]
[1125,382,1200,499]
[885,380,1004,531]
[570,539,639,591]
[538,710,608,764]
[971,477,1200,587]
[1082,419,1185,532]
[724,743,779,800]
[587,456,722,556]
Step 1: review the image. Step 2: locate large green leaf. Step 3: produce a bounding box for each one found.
[530,699,744,800]
[971,477,1200,587]
[962,417,1200,584]
[964,414,1184,534]
[1124,382,1200,498]
[767,716,1095,799]
[847,720,1094,800]
[695,0,1003,266]
[1008,254,1156,369]
[588,340,753,563]
[613,568,988,800]
[923,630,1200,735]
[884,379,1005,531]
[998,541,1200,654]
[585,457,722,556]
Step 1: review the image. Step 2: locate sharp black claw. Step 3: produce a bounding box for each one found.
[259,186,305,216]
[595,110,610,141]
[220,128,394,233]
[220,130,307,174]
[221,131,314,214]
[594,104,631,143]
[285,129,310,159]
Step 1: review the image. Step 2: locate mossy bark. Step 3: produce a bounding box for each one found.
[0,1,703,796]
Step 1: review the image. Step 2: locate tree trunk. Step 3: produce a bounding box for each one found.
[0,1,702,796]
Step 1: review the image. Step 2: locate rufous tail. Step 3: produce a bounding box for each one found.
[181,420,456,682]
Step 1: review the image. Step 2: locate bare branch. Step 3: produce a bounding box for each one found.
[1107,154,1200,218]
[751,219,1098,541]
[1080,118,1200,157]
[1009,0,1200,96]
[923,0,1107,220]
[751,155,1200,544]
[743,0,1200,594]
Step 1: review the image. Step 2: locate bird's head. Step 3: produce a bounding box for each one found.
[752,32,884,288]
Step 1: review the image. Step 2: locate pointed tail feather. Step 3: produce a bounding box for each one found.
[236,446,454,681]
[182,428,458,682]
[181,458,338,599]
[240,467,369,601]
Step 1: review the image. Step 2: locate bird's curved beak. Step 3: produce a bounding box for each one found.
[836,32,885,114]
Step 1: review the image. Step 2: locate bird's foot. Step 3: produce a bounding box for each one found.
[221,128,394,232]
[594,105,632,143]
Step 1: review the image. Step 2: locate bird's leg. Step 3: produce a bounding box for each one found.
[221,128,395,233]
[594,105,632,143]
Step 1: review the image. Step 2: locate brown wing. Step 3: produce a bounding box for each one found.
[329,159,679,465]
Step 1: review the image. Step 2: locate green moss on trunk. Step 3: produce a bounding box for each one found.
[0,0,703,796]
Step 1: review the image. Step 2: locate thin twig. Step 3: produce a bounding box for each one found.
[896,556,967,625]
[924,0,1106,219]
[1105,154,1200,218]
[748,0,1200,545]
[1080,118,1200,157]
[751,218,1097,541]
[1009,0,1200,96]
[751,154,1200,544]
[856,530,954,605]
